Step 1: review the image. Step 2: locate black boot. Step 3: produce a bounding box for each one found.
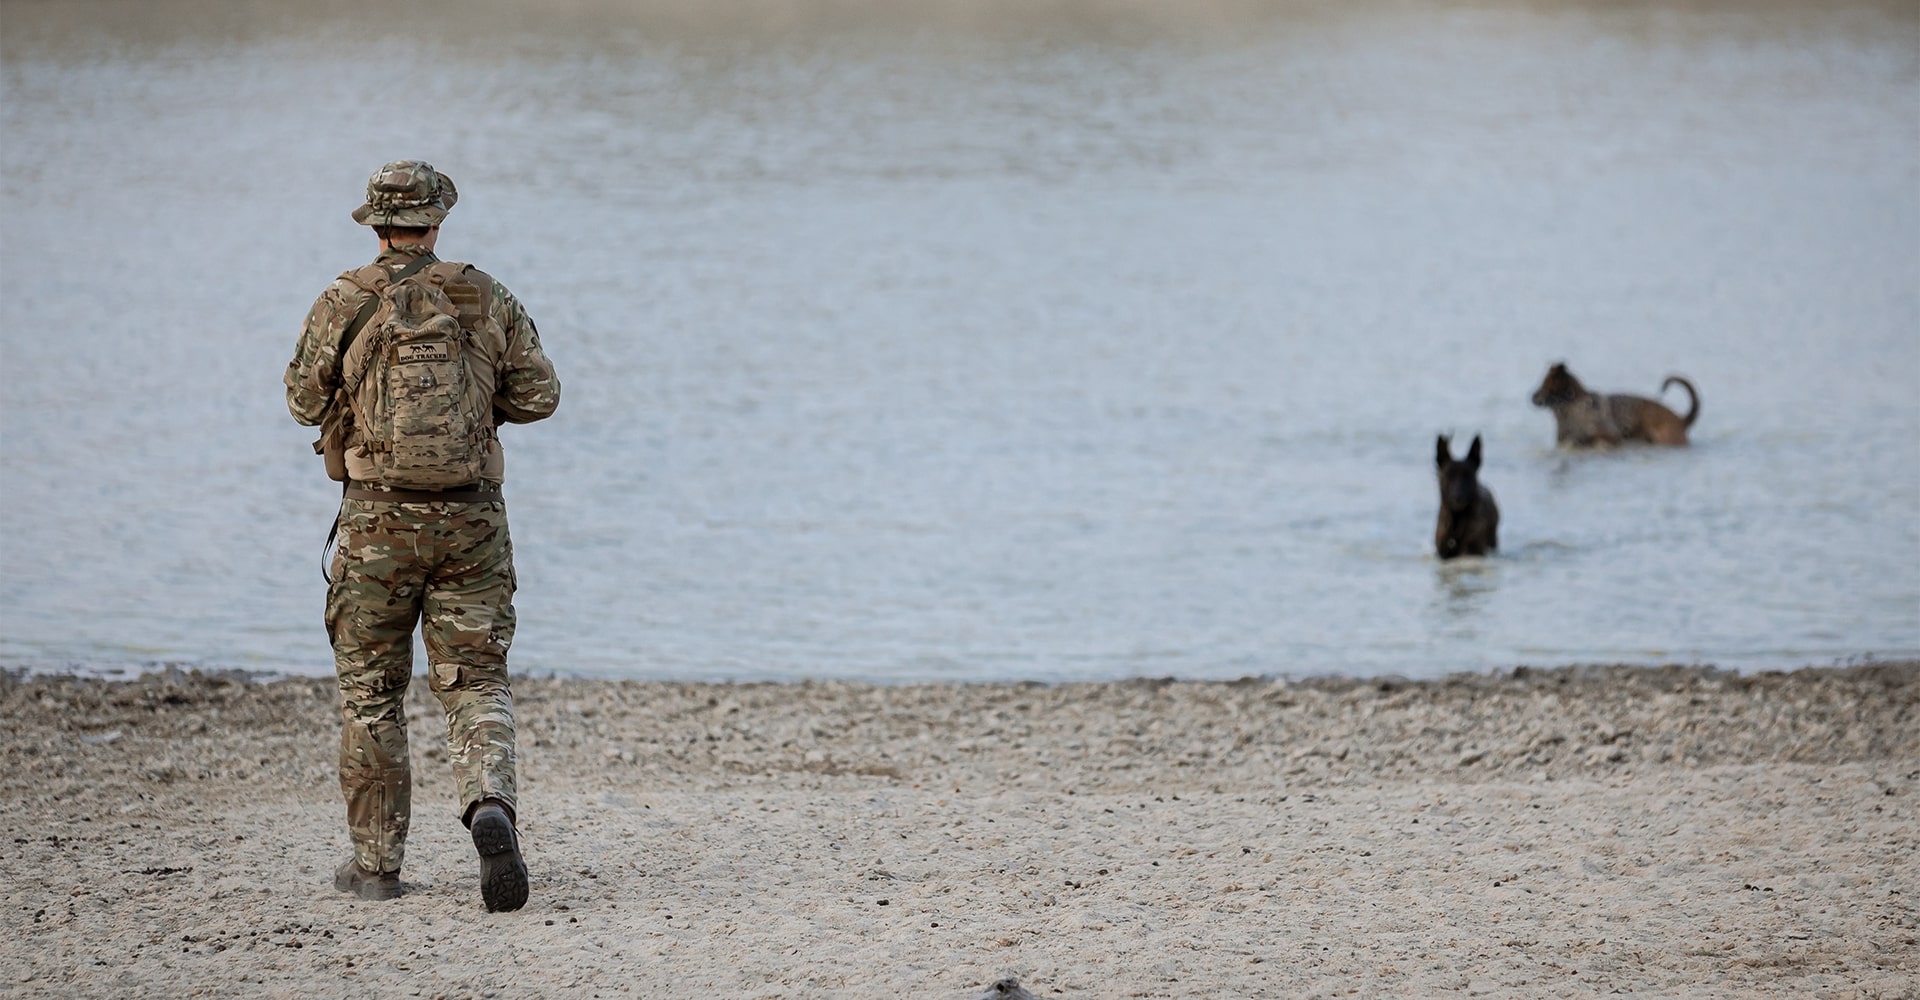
[468,801,528,912]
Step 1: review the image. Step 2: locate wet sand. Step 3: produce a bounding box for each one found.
[3,662,1915,998]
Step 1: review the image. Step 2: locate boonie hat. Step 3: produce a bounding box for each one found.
[351,160,457,227]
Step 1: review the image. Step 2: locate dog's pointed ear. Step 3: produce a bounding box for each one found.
[1436,435,1451,468]
[1467,434,1483,468]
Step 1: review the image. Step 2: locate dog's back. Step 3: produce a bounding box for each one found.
[1621,375,1698,445]
[1435,434,1499,559]
[1531,362,1699,447]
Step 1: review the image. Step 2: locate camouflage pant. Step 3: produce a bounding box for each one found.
[326,497,520,875]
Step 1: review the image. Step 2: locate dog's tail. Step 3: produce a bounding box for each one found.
[1663,375,1699,428]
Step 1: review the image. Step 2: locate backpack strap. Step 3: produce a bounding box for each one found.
[318,251,439,585]
[432,264,503,440]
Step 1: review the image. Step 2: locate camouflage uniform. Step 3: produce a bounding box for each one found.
[285,161,560,880]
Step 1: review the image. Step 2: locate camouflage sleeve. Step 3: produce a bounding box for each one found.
[491,281,561,424]
[284,277,366,427]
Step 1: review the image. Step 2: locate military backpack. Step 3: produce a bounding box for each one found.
[316,254,501,489]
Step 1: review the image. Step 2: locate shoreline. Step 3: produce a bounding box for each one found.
[5,661,1915,997]
[4,651,1911,686]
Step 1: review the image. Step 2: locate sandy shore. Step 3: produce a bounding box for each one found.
[2,662,1915,999]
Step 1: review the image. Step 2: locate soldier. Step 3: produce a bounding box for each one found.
[285,160,560,911]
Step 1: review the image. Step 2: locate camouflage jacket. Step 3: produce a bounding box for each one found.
[285,244,560,484]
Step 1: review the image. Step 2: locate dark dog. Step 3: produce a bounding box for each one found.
[1530,362,1699,447]
[1435,434,1499,560]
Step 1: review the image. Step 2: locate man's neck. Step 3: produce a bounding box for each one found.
[379,227,440,254]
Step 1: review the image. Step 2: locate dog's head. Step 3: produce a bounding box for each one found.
[1531,362,1583,407]
[1436,433,1484,513]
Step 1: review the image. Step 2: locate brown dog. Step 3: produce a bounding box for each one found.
[1530,362,1699,447]
[1435,434,1499,560]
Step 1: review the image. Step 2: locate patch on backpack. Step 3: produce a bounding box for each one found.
[393,341,452,364]
[443,280,488,332]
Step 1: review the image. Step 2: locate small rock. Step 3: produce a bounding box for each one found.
[972,977,1039,1000]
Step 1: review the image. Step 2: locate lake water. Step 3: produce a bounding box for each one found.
[2,0,1916,683]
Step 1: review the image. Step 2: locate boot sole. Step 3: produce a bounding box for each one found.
[471,810,529,912]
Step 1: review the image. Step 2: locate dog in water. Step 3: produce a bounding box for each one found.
[1530,362,1699,447]
[1435,434,1499,560]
